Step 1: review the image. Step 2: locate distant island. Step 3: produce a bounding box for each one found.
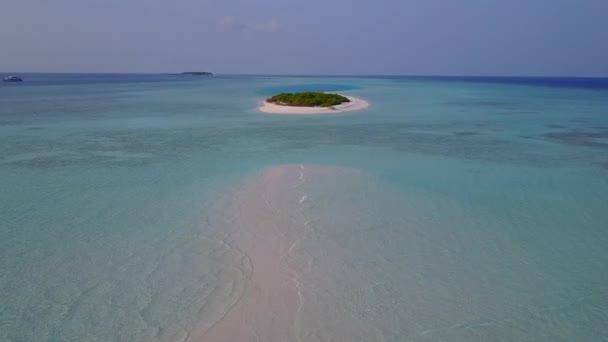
[266,92,350,107]
[182,72,213,76]
[162,72,213,76]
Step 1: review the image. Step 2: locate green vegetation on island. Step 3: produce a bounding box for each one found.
[266,92,350,107]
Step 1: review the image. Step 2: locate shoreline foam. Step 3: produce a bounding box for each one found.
[258,95,369,115]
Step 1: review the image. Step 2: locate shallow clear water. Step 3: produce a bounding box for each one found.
[1,75,608,341]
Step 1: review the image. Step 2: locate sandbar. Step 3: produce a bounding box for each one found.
[186,164,368,341]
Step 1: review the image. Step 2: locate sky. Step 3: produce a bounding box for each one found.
[1,0,607,76]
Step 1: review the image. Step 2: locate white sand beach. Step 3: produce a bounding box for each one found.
[259,95,369,115]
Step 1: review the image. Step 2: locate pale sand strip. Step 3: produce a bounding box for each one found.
[185,165,307,342]
[186,165,365,342]
[258,95,369,115]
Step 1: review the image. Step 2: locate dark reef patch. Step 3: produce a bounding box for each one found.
[453,131,479,136]
[0,120,23,126]
[570,118,590,123]
[0,127,223,169]
[545,130,608,148]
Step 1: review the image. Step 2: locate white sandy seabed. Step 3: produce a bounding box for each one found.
[258,95,369,115]
[184,164,391,342]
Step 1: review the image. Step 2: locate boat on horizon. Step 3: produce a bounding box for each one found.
[3,75,23,82]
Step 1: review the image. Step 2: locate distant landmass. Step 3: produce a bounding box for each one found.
[182,72,213,76]
[162,72,213,76]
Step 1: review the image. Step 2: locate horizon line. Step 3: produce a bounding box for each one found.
[1,71,608,79]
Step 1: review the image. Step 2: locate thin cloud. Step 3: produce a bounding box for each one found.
[219,16,280,33]
[253,19,280,33]
[219,16,248,32]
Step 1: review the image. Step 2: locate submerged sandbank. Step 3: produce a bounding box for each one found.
[186,164,372,341]
[259,95,369,115]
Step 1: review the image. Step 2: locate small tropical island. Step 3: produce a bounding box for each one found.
[259,91,369,115]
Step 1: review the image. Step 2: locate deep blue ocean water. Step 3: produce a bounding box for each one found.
[1,74,607,341]
[0,73,206,87]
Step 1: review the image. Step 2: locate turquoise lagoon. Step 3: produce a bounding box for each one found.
[1,75,608,341]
